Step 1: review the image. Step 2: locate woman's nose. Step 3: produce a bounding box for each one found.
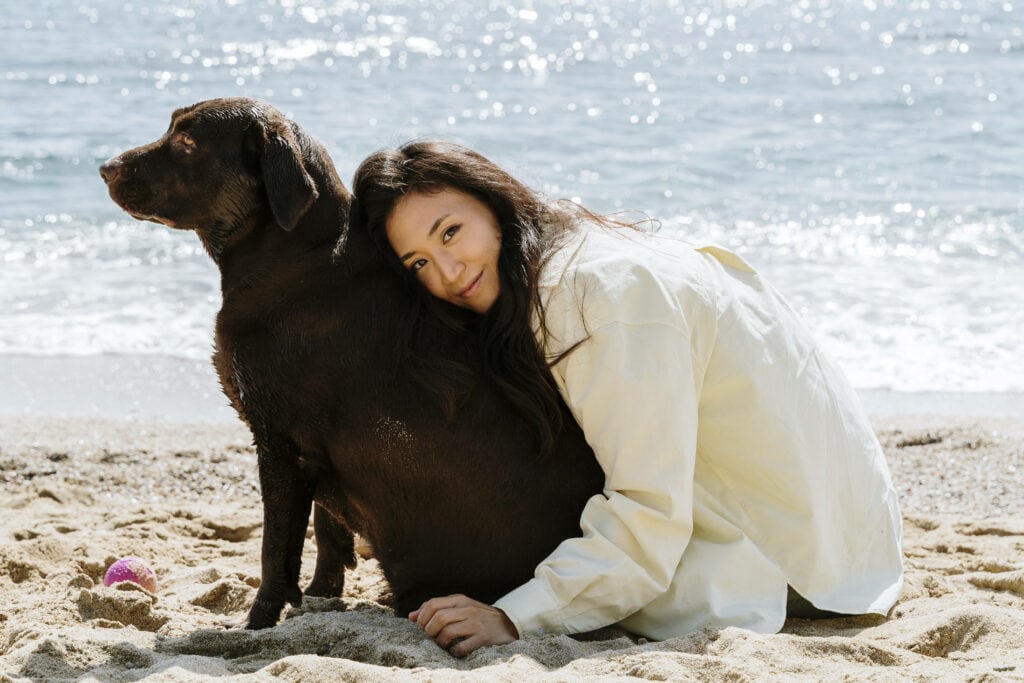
[437,253,464,283]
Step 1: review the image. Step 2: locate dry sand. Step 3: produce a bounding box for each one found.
[1,413,1022,681]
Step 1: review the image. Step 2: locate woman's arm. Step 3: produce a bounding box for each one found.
[413,318,703,655]
[495,319,702,635]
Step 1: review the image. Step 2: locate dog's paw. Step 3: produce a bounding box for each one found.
[285,584,303,608]
[244,595,283,630]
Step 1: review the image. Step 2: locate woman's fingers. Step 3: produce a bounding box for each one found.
[448,634,489,658]
[434,618,475,650]
[410,594,468,633]
[423,604,472,638]
[408,594,518,657]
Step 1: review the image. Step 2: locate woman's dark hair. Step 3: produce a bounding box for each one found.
[349,140,572,453]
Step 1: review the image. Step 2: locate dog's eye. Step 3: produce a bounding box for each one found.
[174,132,196,154]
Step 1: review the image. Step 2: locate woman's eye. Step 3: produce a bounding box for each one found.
[410,258,427,272]
[442,224,460,242]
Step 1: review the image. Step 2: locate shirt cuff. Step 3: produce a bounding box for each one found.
[492,577,564,637]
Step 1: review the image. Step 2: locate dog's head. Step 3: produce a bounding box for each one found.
[100,97,319,257]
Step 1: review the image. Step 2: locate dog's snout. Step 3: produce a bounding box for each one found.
[99,159,123,183]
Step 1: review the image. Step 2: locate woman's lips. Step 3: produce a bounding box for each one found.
[459,272,482,299]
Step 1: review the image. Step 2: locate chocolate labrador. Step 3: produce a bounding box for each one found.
[99,98,602,630]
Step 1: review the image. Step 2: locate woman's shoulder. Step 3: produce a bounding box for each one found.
[542,218,716,288]
[538,219,720,334]
[542,218,651,273]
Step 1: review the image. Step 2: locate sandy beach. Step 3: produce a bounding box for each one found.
[1,412,1023,682]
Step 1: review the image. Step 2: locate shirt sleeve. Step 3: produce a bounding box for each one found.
[493,318,703,636]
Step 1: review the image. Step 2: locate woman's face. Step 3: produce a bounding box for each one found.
[385,187,502,314]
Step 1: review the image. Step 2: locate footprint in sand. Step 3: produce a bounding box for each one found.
[968,570,1024,598]
[954,520,1024,537]
[895,605,1024,659]
[169,566,259,615]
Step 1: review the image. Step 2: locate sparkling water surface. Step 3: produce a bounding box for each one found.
[2,0,1022,398]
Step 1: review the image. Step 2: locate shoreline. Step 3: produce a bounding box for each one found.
[3,353,1024,424]
[0,353,238,424]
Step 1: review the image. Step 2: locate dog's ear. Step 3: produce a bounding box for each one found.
[250,118,318,231]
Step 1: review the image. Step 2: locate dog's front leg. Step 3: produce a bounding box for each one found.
[246,442,315,629]
[305,502,356,598]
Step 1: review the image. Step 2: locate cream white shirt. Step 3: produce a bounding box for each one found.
[493,221,903,640]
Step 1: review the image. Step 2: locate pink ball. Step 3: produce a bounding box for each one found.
[103,556,158,593]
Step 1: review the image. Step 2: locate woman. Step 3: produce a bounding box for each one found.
[349,140,903,657]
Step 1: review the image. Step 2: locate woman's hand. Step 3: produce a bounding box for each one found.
[409,594,519,657]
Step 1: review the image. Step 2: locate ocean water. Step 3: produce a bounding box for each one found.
[2,0,1022,417]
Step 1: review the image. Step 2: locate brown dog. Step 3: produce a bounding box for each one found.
[100,98,602,630]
